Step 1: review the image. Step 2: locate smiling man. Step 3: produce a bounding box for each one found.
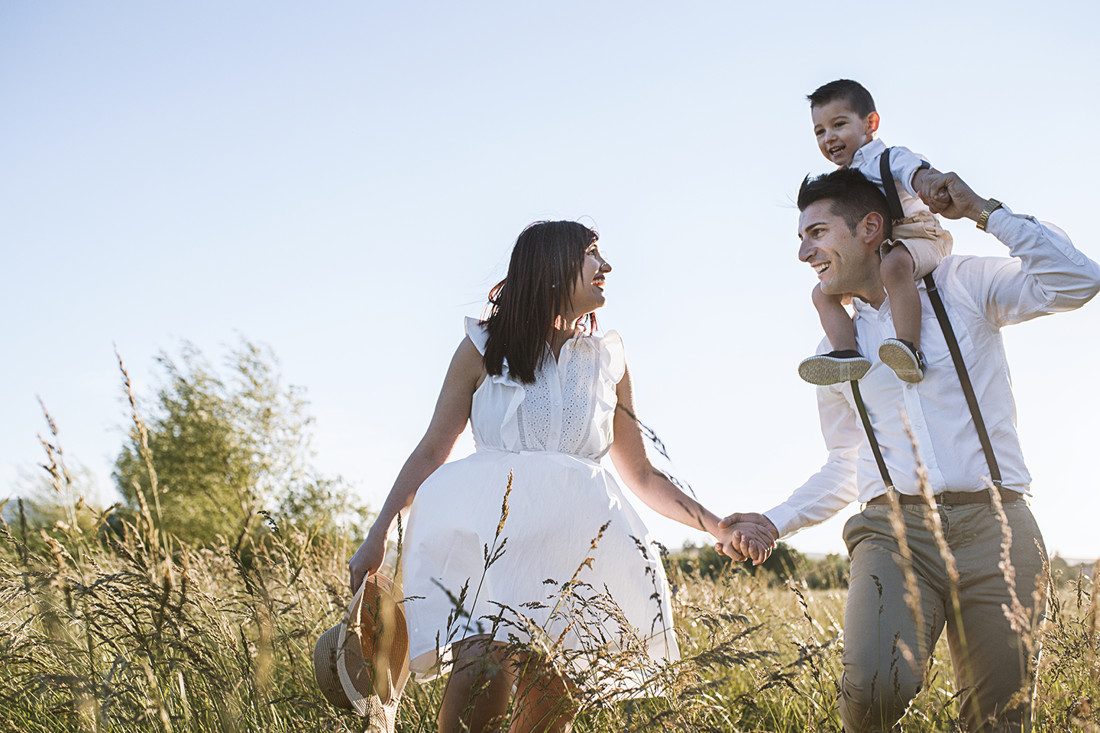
[721,166,1100,731]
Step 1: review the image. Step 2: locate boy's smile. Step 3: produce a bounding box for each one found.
[812,99,879,168]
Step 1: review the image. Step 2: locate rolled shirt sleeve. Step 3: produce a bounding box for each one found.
[978,208,1100,324]
[883,145,930,198]
[764,381,862,538]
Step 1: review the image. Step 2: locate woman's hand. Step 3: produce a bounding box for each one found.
[348,527,388,594]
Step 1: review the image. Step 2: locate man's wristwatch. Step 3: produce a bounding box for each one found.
[976,198,1003,231]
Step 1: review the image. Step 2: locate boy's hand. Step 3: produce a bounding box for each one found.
[912,167,931,197]
[914,167,952,211]
[920,170,988,221]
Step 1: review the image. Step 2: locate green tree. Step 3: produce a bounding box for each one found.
[113,338,365,546]
[668,541,850,589]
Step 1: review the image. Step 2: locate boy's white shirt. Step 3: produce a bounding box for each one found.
[850,138,931,219]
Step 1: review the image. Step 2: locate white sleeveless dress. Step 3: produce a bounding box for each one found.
[400,318,680,685]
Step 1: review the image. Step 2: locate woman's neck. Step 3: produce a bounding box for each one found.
[547,316,582,358]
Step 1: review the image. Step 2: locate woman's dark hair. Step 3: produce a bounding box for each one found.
[482,220,599,384]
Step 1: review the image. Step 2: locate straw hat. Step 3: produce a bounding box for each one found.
[313,572,410,729]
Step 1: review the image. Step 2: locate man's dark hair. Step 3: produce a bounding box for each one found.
[798,168,893,238]
[807,79,876,118]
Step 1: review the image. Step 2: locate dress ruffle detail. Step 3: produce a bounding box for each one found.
[463,316,489,354]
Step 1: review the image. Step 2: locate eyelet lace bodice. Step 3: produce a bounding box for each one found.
[465,317,625,460]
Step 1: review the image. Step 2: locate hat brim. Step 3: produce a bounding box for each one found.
[336,572,411,718]
[313,623,352,709]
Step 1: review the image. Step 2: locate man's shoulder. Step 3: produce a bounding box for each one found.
[933,253,1015,284]
[927,253,1021,319]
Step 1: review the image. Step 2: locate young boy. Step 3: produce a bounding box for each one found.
[797,79,953,385]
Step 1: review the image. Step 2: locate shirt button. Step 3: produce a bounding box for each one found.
[554,400,561,406]
[906,384,914,390]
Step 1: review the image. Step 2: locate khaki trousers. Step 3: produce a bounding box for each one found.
[839,499,1047,732]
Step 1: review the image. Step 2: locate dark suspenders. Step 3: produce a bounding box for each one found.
[921,273,1002,487]
[852,380,894,488]
[852,149,1001,491]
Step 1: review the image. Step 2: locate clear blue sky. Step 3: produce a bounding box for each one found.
[3,2,1098,559]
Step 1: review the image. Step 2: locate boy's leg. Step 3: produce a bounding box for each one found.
[839,507,947,732]
[815,283,859,352]
[881,246,921,347]
[878,245,927,383]
[945,502,1047,732]
[798,284,871,385]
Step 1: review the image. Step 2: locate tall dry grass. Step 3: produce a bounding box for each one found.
[2,493,1098,731]
[1,389,1098,730]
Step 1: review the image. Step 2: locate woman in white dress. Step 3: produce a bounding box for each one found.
[348,220,766,732]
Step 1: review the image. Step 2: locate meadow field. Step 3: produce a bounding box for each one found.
[1,486,1097,732]
[2,353,1096,732]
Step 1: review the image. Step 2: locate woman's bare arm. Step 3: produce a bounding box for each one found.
[348,336,484,591]
[608,364,771,563]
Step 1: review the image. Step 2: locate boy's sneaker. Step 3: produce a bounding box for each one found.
[879,338,926,383]
[798,350,872,385]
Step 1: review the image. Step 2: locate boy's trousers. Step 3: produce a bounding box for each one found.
[838,498,1047,732]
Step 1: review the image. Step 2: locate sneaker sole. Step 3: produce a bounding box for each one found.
[798,356,871,385]
[879,341,924,383]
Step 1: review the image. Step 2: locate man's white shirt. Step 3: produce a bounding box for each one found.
[765,208,1100,538]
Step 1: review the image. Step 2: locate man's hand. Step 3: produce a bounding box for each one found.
[716,512,779,566]
[918,170,988,221]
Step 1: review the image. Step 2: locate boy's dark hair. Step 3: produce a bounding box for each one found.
[798,168,892,238]
[807,79,876,118]
[482,220,599,383]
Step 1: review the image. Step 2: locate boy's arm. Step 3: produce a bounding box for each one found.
[928,170,1100,325]
[884,145,933,199]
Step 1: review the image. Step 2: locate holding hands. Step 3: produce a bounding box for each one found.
[715,512,779,566]
[914,169,990,222]
[912,167,952,212]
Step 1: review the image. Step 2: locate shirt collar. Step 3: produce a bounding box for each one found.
[850,138,886,169]
[852,296,880,316]
[851,273,928,316]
